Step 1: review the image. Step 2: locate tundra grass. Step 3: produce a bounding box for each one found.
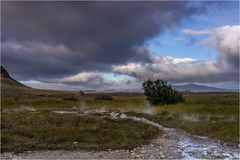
[1,85,239,148]
[1,112,159,153]
[126,111,239,146]
[125,93,239,146]
[154,93,239,116]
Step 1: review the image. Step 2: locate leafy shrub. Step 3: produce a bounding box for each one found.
[94,95,114,101]
[143,79,184,105]
[78,91,85,96]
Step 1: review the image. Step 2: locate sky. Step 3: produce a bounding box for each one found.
[1,1,239,91]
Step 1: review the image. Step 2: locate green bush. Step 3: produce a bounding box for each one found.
[94,95,114,101]
[143,79,184,105]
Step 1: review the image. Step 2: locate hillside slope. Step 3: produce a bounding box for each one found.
[1,66,77,102]
[1,66,30,89]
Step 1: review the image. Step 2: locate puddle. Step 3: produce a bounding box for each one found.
[179,136,239,160]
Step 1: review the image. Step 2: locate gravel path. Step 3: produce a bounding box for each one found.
[1,111,239,160]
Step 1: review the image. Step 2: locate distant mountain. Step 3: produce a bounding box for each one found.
[1,66,30,89]
[173,83,237,93]
[101,83,238,93]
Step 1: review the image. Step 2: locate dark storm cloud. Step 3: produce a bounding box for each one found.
[1,1,200,80]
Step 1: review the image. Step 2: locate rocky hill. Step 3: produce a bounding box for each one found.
[1,66,30,89]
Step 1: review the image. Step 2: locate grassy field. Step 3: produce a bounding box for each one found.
[153,93,239,146]
[1,83,239,152]
[1,112,158,152]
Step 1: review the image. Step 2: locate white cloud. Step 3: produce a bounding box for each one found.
[161,56,196,64]
[182,25,239,64]
[48,72,103,83]
[113,25,239,83]
[112,56,221,82]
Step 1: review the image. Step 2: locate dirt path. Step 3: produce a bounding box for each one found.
[1,111,239,159]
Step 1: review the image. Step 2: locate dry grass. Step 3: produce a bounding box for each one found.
[1,84,239,150]
[1,112,159,153]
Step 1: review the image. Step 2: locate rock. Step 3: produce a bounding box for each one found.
[109,111,119,119]
[215,155,223,159]
[135,155,141,158]
[222,153,230,157]
[150,155,155,159]
[140,150,146,154]
[120,113,127,118]
[98,154,104,158]
[73,142,78,145]
[72,106,77,110]
[164,135,170,139]
[188,151,195,156]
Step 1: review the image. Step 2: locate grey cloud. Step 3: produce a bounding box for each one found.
[2,1,200,81]
[2,1,237,91]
